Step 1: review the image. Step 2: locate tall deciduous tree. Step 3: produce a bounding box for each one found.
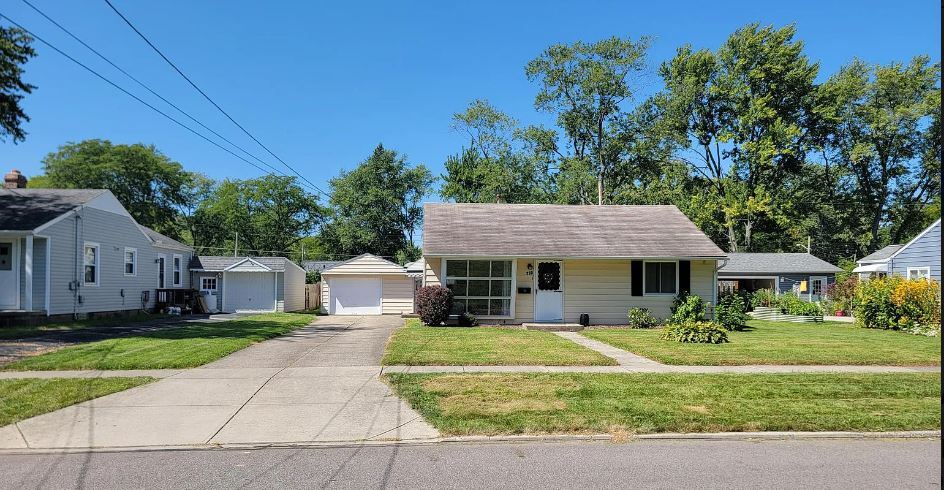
[819,56,940,251]
[525,36,651,204]
[36,140,194,237]
[320,144,434,260]
[194,175,323,255]
[657,23,819,251]
[0,25,36,143]
[441,100,552,204]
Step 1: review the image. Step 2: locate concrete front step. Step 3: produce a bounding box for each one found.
[523,323,585,332]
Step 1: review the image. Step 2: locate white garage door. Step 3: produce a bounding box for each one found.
[226,272,276,312]
[330,277,382,315]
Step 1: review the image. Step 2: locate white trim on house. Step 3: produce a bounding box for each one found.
[439,257,517,320]
[0,237,21,310]
[172,254,183,287]
[157,253,167,288]
[223,257,273,272]
[906,266,932,281]
[24,235,33,311]
[82,241,100,287]
[642,259,679,297]
[43,235,51,315]
[124,247,138,277]
[430,254,726,261]
[888,219,942,261]
[809,275,827,301]
[533,259,563,322]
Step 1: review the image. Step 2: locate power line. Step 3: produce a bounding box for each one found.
[103,0,329,197]
[0,12,326,196]
[18,0,297,184]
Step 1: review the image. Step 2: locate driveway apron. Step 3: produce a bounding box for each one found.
[6,316,438,449]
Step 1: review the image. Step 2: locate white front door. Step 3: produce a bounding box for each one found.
[534,260,563,322]
[0,240,19,309]
[810,276,826,302]
[330,277,382,315]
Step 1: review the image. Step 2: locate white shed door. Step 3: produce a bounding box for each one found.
[330,277,382,315]
[226,272,275,312]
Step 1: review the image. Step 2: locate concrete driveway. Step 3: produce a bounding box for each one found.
[4,316,438,449]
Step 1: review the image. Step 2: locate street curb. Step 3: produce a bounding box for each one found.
[0,430,938,455]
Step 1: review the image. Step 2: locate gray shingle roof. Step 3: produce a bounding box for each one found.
[718,253,842,275]
[139,225,192,251]
[0,188,105,231]
[301,260,341,272]
[423,203,726,258]
[190,256,296,272]
[857,244,902,263]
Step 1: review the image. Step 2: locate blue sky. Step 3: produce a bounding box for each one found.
[2,1,940,199]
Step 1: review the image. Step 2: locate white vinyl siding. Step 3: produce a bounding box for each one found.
[41,206,192,315]
[382,276,415,314]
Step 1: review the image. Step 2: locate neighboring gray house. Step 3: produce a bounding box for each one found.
[0,180,193,320]
[302,260,341,273]
[717,253,842,302]
[190,256,305,313]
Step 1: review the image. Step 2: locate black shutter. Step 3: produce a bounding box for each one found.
[679,260,691,295]
[631,260,643,297]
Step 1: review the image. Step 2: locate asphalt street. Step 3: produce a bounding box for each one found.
[0,438,939,489]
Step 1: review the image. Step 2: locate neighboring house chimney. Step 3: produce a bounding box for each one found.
[3,169,27,189]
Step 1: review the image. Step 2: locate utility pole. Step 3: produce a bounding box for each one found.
[234,232,238,257]
[807,236,811,254]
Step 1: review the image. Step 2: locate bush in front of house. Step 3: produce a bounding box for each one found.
[627,307,657,328]
[669,294,705,324]
[415,286,454,326]
[826,276,858,314]
[775,292,823,316]
[457,312,478,327]
[750,288,777,308]
[715,293,748,331]
[854,276,941,335]
[661,321,729,344]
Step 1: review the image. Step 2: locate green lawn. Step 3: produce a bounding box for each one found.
[2,313,315,371]
[0,377,153,426]
[582,320,941,366]
[382,319,616,366]
[387,372,941,435]
[0,313,168,341]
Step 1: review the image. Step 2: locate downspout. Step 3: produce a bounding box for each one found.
[72,208,83,320]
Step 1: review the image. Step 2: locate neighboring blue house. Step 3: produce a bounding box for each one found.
[888,219,941,281]
[854,219,941,281]
[717,253,843,302]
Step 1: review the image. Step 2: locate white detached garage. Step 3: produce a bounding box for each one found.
[321,254,414,315]
[191,256,306,313]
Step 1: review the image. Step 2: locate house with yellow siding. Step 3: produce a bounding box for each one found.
[421,203,727,324]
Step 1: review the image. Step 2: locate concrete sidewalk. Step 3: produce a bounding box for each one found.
[1,316,438,450]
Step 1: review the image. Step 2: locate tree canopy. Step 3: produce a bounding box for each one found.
[35,140,195,237]
[441,23,941,263]
[0,25,36,143]
[320,144,434,262]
